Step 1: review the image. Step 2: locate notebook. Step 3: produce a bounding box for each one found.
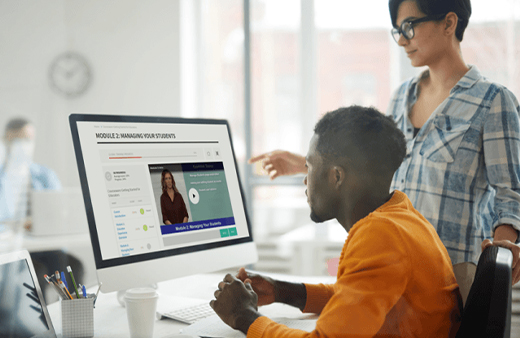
[0,250,57,337]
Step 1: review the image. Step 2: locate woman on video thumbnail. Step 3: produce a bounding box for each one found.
[160,169,189,225]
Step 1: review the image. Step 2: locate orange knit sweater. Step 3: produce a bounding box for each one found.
[247,191,462,338]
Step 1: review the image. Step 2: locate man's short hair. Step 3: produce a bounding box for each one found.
[389,0,472,42]
[5,117,31,135]
[313,105,406,179]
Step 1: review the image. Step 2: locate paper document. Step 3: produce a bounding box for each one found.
[180,314,317,338]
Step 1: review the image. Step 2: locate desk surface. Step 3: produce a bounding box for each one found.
[47,271,336,337]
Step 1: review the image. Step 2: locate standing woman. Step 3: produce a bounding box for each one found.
[249,0,520,304]
[160,169,189,225]
[387,0,520,303]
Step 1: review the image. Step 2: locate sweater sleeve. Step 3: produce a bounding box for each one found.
[246,220,411,338]
[302,283,335,314]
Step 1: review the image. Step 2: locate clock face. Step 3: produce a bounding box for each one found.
[48,52,92,98]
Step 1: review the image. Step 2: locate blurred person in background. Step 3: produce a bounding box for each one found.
[0,117,61,232]
[0,117,82,302]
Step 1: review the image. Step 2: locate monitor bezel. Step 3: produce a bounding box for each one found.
[69,113,254,271]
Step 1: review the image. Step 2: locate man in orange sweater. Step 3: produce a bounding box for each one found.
[210,106,462,337]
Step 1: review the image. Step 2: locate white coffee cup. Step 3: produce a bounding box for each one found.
[124,287,158,338]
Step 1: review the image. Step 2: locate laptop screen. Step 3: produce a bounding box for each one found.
[0,252,56,338]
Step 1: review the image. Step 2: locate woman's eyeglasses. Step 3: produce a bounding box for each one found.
[391,14,447,43]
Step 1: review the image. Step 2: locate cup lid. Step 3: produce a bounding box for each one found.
[124,287,157,299]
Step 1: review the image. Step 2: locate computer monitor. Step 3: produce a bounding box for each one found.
[69,114,257,293]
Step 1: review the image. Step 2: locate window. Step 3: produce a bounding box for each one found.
[181,0,520,243]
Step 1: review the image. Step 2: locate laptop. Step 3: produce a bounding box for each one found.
[30,188,89,236]
[0,250,57,337]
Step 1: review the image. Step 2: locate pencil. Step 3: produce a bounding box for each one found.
[44,274,68,299]
[67,266,81,298]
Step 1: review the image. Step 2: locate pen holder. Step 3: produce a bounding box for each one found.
[61,297,94,338]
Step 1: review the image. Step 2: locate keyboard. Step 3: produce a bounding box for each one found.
[156,294,215,324]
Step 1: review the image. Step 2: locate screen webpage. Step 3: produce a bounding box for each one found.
[76,120,250,261]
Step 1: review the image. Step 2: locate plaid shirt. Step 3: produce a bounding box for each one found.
[388,65,520,265]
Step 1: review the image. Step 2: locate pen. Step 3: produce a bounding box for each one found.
[44,274,67,299]
[53,274,71,299]
[61,271,68,289]
[93,282,102,307]
[67,266,81,298]
[58,279,73,299]
[54,271,73,299]
[82,284,87,298]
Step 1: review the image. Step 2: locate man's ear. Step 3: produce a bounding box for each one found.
[330,166,345,189]
[444,12,458,36]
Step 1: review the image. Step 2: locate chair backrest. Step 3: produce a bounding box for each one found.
[456,246,513,338]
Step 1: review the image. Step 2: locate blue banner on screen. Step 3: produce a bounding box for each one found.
[161,216,236,235]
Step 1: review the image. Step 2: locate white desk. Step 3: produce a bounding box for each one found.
[47,271,336,337]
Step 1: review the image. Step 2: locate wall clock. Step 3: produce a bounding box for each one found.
[48,52,92,98]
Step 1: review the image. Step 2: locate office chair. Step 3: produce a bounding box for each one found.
[456,246,513,338]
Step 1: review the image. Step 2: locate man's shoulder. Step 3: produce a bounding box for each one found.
[29,162,55,177]
[29,163,61,189]
[356,202,438,247]
[351,211,414,246]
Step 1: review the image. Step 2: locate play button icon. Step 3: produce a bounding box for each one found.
[189,188,200,204]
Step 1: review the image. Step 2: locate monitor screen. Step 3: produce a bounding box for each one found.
[69,114,257,292]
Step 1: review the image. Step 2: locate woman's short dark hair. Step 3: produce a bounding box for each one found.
[389,0,472,41]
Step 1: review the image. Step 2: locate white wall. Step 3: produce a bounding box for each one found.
[0,0,181,186]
